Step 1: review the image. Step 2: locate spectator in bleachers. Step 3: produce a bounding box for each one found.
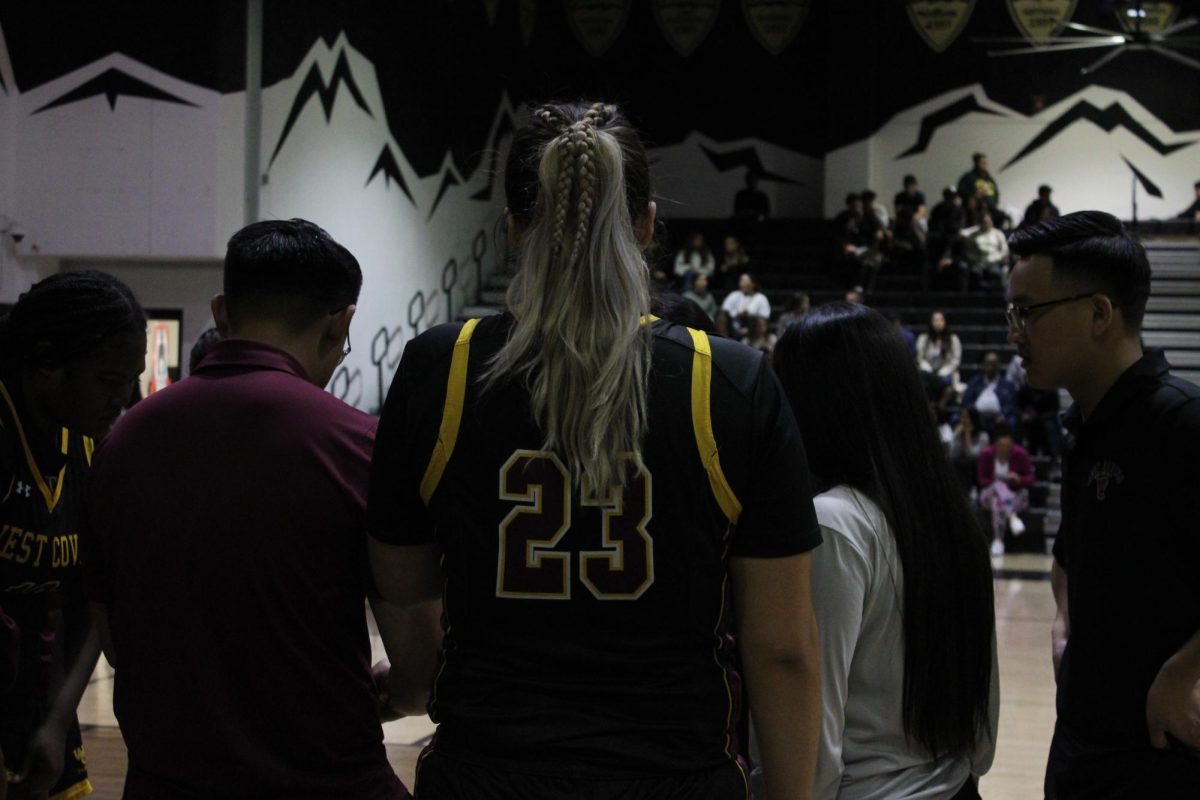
[733,171,770,223]
[673,232,714,290]
[956,152,1003,226]
[893,174,927,224]
[188,326,222,374]
[714,235,750,291]
[1177,180,1200,221]
[916,310,962,405]
[720,272,771,338]
[845,288,864,305]
[712,309,733,338]
[965,213,1010,286]
[927,187,968,292]
[977,421,1034,556]
[682,273,718,320]
[741,315,776,355]
[862,189,890,230]
[650,290,716,334]
[951,407,990,498]
[774,292,810,337]
[887,205,927,278]
[960,352,1018,431]
[1022,185,1060,228]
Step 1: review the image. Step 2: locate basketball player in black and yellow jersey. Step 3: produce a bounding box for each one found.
[368,102,823,800]
[0,271,146,800]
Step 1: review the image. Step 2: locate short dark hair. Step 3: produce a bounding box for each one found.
[0,270,145,372]
[188,327,222,373]
[1038,184,1052,196]
[1007,210,1151,331]
[845,192,860,206]
[223,219,362,330]
[861,189,877,203]
[903,174,917,186]
[972,152,986,166]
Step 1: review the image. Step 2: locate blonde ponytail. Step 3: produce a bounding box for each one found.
[488,102,653,497]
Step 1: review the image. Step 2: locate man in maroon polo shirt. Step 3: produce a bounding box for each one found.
[82,219,435,799]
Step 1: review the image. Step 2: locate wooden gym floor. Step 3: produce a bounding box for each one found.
[74,554,1056,799]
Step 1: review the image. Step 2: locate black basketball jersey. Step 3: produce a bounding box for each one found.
[369,315,820,778]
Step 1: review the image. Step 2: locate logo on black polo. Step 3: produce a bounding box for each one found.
[15,481,31,499]
[1087,460,1125,501]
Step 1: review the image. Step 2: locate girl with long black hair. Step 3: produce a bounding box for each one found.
[771,302,998,799]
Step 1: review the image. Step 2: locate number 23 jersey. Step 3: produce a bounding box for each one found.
[368,315,820,776]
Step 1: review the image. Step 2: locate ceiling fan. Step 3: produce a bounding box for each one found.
[976,1,1200,75]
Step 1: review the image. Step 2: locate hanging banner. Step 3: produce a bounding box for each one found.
[484,0,500,26]
[565,0,632,57]
[521,0,537,46]
[742,0,811,56]
[1115,1,1179,34]
[907,0,976,52]
[1007,0,1077,44]
[654,0,720,57]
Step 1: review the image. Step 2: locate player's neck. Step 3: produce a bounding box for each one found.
[1071,338,1144,421]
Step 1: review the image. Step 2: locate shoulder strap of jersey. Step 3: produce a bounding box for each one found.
[684,329,742,524]
[0,378,68,513]
[419,318,481,505]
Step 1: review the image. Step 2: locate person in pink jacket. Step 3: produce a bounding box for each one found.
[977,422,1035,555]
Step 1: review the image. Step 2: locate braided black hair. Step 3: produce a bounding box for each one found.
[0,270,146,374]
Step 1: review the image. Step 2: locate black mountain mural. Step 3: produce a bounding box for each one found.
[897,95,1004,158]
[1002,102,1197,170]
[700,145,800,185]
[470,109,516,202]
[1122,156,1163,199]
[366,143,415,204]
[428,169,460,222]
[32,67,199,114]
[268,49,373,168]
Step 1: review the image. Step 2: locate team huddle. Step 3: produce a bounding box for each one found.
[1,102,1198,800]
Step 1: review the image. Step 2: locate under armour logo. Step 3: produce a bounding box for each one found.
[15,481,32,498]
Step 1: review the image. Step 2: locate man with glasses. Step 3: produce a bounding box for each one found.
[1007,210,1200,798]
[82,219,425,798]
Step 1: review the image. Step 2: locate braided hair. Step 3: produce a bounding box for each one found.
[0,270,146,375]
[490,101,654,496]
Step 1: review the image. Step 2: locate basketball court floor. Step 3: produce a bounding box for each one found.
[74,553,1056,799]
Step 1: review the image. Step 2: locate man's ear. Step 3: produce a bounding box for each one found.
[328,303,357,344]
[636,201,657,248]
[211,295,230,336]
[1090,294,1118,337]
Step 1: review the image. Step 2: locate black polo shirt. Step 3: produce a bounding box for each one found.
[1051,349,1200,791]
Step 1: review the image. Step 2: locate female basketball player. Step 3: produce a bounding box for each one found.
[368,102,823,799]
[772,303,998,799]
[0,271,146,799]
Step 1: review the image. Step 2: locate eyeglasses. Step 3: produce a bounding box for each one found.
[1005,292,1099,335]
[331,306,352,364]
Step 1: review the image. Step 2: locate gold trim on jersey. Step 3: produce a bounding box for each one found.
[419,318,480,505]
[83,437,95,466]
[0,380,69,513]
[685,330,742,524]
[49,777,93,800]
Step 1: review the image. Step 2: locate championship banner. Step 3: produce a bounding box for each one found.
[484,0,500,26]
[1007,0,1077,44]
[565,0,632,57]
[1115,1,1179,34]
[521,0,537,46]
[907,0,976,52]
[654,0,720,57]
[743,0,811,56]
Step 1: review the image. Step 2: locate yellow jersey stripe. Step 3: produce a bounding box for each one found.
[419,318,480,505]
[685,329,742,524]
[0,380,68,513]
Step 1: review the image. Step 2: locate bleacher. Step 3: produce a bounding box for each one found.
[462,220,1200,557]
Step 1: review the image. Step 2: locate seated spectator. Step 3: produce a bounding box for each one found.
[1022,185,1060,228]
[651,290,716,333]
[960,351,1018,430]
[965,213,1009,285]
[775,291,810,337]
[951,407,990,498]
[887,205,927,277]
[741,314,776,354]
[916,310,962,406]
[862,189,890,230]
[926,187,968,291]
[1178,180,1200,221]
[977,422,1035,556]
[673,232,714,289]
[682,273,718,320]
[956,152,1005,227]
[887,310,916,355]
[893,174,927,224]
[714,235,750,290]
[720,272,771,337]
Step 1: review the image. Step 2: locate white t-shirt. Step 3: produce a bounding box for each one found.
[720,290,771,320]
